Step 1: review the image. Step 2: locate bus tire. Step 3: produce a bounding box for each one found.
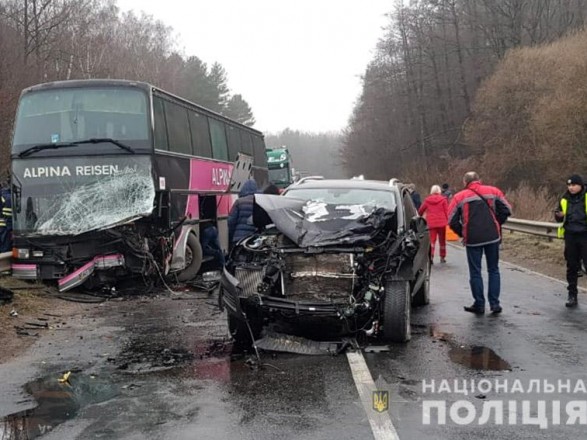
[177,233,203,282]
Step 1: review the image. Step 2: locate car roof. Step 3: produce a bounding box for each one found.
[286,179,403,192]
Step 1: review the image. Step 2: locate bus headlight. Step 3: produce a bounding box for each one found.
[32,250,44,258]
[17,248,30,259]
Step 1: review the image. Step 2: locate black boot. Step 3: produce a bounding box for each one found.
[566,292,578,308]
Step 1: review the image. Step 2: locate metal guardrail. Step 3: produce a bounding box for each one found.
[502,218,559,239]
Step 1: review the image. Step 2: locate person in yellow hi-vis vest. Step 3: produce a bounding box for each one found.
[554,174,587,308]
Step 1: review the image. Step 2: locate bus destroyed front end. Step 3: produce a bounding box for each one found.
[11,156,161,291]
[221,194,420,341]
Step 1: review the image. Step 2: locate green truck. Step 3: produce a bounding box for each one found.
[266,146,294,189]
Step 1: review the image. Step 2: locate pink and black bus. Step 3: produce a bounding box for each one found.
[9,79,268,291]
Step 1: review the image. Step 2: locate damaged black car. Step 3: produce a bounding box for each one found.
[220,178,431,343]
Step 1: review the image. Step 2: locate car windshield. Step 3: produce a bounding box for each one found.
[284,187,397,210]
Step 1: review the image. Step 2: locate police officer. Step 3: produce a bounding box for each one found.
[0,183,12,253]
[555,174,587,307]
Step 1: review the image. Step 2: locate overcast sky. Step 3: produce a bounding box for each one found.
[116,0,391,134]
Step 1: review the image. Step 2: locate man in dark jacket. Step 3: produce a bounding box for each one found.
[448,172,512,315]
[228,179,258,246]
[554,174,587,307]
[0,185,12,253]
[407,183,422,210]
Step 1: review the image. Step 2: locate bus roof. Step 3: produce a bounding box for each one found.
[20,79,264,136]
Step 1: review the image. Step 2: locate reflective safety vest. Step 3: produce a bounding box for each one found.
[557,194,587,238]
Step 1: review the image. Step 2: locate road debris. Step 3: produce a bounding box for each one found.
[254,331,353,356]
[58,371,72,385]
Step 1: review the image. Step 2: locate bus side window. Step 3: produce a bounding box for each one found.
[240,131,253,156]
[189,111,212,158]
[226,125,240,161]
[209,118,228,161]
[153,96,169,150]
[164,101,191,155]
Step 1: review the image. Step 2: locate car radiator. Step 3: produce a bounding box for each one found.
[284,253,355,302]
[235,267,264,297]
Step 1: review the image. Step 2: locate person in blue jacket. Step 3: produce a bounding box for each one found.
[228,179,258,247]
[200,223,225,269]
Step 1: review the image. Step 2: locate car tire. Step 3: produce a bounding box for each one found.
[412,259,431,306]
[177,233,203,282]
[383,280,411,342]
[227,312,262,346]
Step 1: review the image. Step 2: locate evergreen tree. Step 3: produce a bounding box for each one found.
[224,94,256,126]
[208,62,230,113]
[181,56,217,110]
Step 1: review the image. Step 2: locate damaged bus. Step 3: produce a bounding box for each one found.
[9,79,267,291]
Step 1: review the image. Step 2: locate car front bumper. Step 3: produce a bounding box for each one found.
[220,267,342,321]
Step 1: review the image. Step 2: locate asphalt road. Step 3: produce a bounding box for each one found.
[1,244,586,439]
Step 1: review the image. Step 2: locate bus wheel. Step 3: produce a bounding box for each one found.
[177,233,203,281]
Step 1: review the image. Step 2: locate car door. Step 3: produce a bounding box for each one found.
[402,190,430,280]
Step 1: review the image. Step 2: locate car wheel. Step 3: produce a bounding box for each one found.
[177,233,203,282]
[227,312,262,346]
[412,259,431,306]
[383,280,411,342]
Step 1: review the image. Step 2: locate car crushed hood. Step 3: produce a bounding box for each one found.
[253,194,396,247]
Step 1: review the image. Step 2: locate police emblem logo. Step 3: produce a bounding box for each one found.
[372,390,389,413]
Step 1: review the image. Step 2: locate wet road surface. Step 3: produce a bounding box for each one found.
[1,245,586,439]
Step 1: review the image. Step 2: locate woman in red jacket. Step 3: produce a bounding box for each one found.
[418,185,449,263]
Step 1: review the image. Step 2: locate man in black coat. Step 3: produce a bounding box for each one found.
[228,179,258,246]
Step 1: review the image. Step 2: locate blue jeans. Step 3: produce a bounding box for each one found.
[465,242,501,309]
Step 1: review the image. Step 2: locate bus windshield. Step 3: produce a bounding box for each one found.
[12,156,155,236]
[12,87,149,154]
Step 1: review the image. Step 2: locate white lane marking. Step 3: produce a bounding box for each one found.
[346,350,400,440]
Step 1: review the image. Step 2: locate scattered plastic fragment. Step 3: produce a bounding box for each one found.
[58,371,71,385]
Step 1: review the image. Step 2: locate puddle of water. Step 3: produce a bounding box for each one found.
[428,324,511,371]
[449,346,512,371]
[0,373,117,440]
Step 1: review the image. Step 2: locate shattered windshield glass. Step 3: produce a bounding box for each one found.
[12,156,155,236]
